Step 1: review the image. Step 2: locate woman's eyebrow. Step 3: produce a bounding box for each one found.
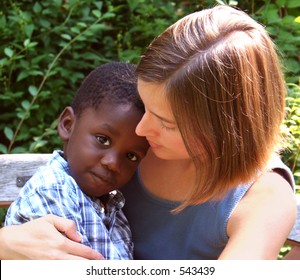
[150,110,176,124]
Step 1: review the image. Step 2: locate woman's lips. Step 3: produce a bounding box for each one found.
[147,139,162,149]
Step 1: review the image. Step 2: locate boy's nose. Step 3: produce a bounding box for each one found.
[101,152,121,173]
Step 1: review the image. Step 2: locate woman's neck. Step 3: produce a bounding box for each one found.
[139,149,196,201]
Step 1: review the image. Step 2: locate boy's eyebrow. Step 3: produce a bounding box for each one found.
[100,123,120,136]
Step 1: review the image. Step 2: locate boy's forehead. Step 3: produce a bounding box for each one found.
[80,102,143,124]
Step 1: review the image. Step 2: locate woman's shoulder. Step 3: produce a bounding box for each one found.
[222,171,297,259]
[228,171,296,238]
[238,155,296,216]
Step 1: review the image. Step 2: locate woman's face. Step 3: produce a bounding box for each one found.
[136,79,190,160]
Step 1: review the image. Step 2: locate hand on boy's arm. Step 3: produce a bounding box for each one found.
[0,214,104,260]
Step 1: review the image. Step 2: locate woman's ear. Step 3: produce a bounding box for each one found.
[58,106,75,141]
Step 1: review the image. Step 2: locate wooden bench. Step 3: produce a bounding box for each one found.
[0,153,51,207]
[0,153,299,259]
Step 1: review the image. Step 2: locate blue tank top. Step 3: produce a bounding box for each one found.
[121,156,294,260]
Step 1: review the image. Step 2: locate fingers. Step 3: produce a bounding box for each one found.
[44,214,104,260]
[44,214,82,242]
[63,240,104,260]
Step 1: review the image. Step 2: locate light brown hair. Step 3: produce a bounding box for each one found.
[136,5,287,210]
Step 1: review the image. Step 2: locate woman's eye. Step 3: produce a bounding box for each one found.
[96,136,111,146]
[127,153,138,162]
[160,120,177,131]
[160,122,176,132]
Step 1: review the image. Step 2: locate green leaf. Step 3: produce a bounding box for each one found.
[276,0,286,6]
[92,10,101,18]
[71,26,80,34]
[17,71,30,82]
[39,18,51,28]
[286,0,300,8]
[28,41,38,48]
[24,38,30,47]
[4,127,14,141]
[229,0,238,6]
[24,24,35,38]
[33,2,42,13]
[10,147,28,154]
[21,100,31,110]
[0,14,7,29]
[0,143,8,154]
[77,22,87,29]
[16,111,29,120]
[30,140,48,151]
[24,39,38,48]
[93,2,103,10]
[0,57,8,67]
[4,48,14,58]
[61,33,72,40]
[215,0,226,5]
[28,85,38,96]
[101,12,115,20]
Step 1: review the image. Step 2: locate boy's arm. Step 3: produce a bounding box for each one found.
[4,180,91,247]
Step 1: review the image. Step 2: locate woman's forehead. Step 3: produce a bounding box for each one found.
[137,79,175,122]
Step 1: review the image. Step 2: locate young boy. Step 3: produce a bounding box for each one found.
[5,62,149,260]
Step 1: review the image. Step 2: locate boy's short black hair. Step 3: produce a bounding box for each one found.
[71,62,143,116]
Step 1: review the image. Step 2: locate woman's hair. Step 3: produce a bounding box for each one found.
[71,61,144,116]
[136,5,287,210]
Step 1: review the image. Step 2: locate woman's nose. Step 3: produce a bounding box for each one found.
[136,112,154,137]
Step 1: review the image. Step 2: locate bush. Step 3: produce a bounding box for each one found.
[0,0,116,153]
[0,0,206,154]
[282,83,300,186]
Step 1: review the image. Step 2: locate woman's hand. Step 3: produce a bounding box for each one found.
[0,214,104,260]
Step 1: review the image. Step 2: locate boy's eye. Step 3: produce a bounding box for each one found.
[96,135,111,146]
[127,153,138,162]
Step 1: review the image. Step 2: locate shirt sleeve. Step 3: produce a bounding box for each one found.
[4,171,92,247]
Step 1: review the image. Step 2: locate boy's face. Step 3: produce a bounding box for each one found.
[58,102,149,198]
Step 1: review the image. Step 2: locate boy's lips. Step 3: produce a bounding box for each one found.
[92,172,114,186]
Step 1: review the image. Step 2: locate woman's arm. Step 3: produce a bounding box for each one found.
[0,214,103,260]
[219,172,297,260]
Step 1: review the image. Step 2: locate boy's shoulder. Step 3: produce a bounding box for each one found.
[20,151,75,194]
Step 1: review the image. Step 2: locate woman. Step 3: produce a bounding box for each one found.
[0,5,296,260]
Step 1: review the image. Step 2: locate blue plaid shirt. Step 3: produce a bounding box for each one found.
[5,150,133,260]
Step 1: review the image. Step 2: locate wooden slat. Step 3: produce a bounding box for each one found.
[0,154,51,207]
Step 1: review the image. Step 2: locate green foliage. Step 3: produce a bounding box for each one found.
[2,0,298,181]
[0,0,117,153]
[246,0,300,185]
[251,0,300,84]
[0,208,7,227]
[282,83,300,185]
[0,0,208,154]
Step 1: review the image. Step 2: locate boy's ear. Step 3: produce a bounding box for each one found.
[58,106,75,141]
